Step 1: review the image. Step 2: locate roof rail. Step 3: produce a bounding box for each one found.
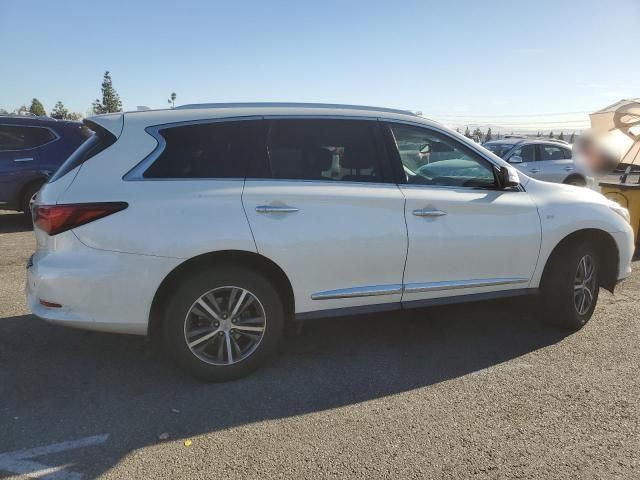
[174,102,417,116]
[545,138,569,145]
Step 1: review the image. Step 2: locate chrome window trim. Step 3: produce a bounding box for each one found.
[403,277,529,294]
[123,116,263,181]
[0,123,60,152]
[311,284,403,300]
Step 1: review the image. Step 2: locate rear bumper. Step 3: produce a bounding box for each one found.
[26,232,181,335]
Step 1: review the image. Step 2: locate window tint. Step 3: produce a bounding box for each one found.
[562,147,573,160]
[510,144,536,162]
[540,145,566,161]
[389,124,496,188]
[144,121,261,179]
[483,142,515,158]
[0,125,56,151]
[255,119,383,182]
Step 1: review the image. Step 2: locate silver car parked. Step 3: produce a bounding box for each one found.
[483,138,589,186]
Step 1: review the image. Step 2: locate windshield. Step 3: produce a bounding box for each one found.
[483,142,515,158]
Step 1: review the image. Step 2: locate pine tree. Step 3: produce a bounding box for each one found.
[51,101,69,120]
[558,131,564,141]
[569,132,575,143]
[549,131,554,139]
[29,98,46,116]
[464,126,471,138]
[92,71,122,114]
[485,128,492,142]
[537,131,541,137]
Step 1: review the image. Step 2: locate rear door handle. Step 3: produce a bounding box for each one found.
[14,157,34,162]
[564,166,574,171]
[412,209,447,217]
[529,168,540,173]
[255,205,299,214]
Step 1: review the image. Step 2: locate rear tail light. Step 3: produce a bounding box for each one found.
[33,202,128,236]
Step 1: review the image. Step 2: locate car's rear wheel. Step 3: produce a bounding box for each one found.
[162,267,284,381]
[541,241,600,330]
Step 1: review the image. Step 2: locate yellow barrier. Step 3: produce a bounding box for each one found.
[600,181,640,245]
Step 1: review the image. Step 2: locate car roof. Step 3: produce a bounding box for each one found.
[0,115,82,128]
[111,102,437,128]
[486,138,570,146]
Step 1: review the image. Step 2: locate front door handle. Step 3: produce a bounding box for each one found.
[412,208,447,217]
[529,168,540,173]
[255,205,299,214]
[14,157,34,162]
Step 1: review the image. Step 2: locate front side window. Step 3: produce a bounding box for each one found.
[0,125,56,151]
[389,124,496,189]
[144,120,261,179]
[254,119,383,182]
[483,142,515,158]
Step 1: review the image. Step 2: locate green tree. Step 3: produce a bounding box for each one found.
[29,98,46,116]
[485,128,492,142]
[15,105,28,115]
[67,112,82,121]
[0,108,8,115]
[569,132,575,143]
[92,71,122,114]
[167,92,177,108]
[51,101,69,119]
[464,126,471,138]
[549,131,554,139]
[558,131,564,141]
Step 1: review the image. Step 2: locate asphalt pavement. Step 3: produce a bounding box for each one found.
[1,212,638,479]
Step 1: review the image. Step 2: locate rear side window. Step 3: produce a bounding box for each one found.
[144,121,261,179]
[48,123,116,183]
[0,125,56,150]
[253,119,384,183]
[540,145,567,161]
[510,144,536,162]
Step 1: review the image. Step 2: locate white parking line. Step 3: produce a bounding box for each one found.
[0,434,108,479]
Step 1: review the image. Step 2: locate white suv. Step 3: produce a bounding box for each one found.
[27,103,635,381]
[483,138,590,186]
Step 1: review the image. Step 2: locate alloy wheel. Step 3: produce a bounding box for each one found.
[574,254,596,315]
[184,286,266,365]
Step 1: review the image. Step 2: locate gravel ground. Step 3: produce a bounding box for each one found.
[0,211,638,479]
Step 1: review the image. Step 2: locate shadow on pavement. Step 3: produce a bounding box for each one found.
[0,298,568,477]
[0,213,33,234]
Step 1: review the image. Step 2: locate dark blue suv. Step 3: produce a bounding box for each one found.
[0,115,90,216]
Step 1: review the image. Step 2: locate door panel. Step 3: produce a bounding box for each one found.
[243,181,407,313]
[401,185,541,303]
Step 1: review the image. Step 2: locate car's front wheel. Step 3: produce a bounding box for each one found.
[541,241,600,330]
[162,267,284,381]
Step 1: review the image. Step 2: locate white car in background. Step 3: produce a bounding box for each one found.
[483,138,591,186]
[27,103,634,381]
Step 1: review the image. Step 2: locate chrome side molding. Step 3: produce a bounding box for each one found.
[311,278,529,300]
[403,277,528,294]
[311,284,403,300]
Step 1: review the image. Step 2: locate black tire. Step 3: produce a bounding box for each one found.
[21,182,42,219]
[162,266,284,381]
[540,241,600,330]
[564,175,586,187]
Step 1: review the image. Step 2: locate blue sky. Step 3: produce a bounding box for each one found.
[2,0,639,131]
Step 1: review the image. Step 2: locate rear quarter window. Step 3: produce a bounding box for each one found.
[143,120,262,179]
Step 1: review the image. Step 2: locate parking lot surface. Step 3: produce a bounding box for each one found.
[1,211,638,479]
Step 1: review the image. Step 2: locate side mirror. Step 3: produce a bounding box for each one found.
[509,155,523,164]
[497,166,520,189]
